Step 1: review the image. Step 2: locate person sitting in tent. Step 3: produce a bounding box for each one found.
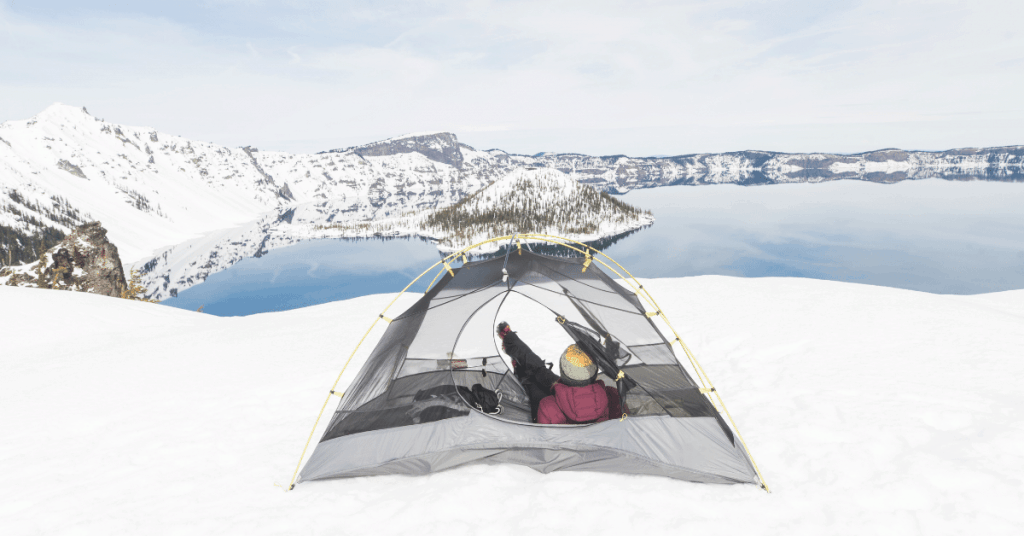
[497,322,621,424]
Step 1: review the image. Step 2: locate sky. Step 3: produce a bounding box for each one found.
[1,0,1022,156]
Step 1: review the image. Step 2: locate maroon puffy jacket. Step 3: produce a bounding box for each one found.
[536,380,622,424]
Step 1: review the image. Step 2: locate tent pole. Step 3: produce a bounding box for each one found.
[287,257,446,490]
[287,235,517,490]
[517,233,771,493]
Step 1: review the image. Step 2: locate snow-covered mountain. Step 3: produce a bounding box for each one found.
[418,167,652,251]
[2,103,1022,300]
[546,147,1024,192]
[140,168,653,300]
[0,104,489,267]
[312,166,655,252]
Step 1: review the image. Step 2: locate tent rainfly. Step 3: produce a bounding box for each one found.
[290,234,768,490]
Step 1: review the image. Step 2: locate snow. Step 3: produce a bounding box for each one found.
[0,105,487,267]
[379,131,448,143]
[419,167,654,252]
[2,276,1022,534]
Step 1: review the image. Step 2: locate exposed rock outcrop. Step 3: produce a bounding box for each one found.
[56,159,87,179]
[334,132,466,169]
[1,221,127,297]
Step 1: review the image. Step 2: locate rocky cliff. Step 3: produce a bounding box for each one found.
[330,132,466,169]
[1,221,127,297]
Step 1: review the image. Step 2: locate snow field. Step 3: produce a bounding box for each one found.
[1,276,1022,535]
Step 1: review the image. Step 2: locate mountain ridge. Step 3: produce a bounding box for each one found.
[2,103,1022,300]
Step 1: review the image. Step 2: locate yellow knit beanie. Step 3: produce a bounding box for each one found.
[559,344,598,386]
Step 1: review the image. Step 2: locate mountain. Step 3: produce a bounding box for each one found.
[140,168,653,300]
[420,167,652,251]
[314,167,654,254]
[0,104,489,267]
[2,103,1023,300]
[0,221,128,297]
[534,147,1024,193]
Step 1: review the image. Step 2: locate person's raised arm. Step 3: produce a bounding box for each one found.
[496,321,547,371]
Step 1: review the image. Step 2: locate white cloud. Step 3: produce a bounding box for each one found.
[0,0,1021,155]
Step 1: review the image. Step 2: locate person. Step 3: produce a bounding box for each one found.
[497,321,621,424]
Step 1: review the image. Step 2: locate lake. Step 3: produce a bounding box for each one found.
[161,179,1024,316]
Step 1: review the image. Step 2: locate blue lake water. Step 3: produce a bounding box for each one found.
[162,179,1024,316]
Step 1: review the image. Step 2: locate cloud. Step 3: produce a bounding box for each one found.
[1,0,1021,155]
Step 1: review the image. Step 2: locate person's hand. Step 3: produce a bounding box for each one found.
[496,321,511,339]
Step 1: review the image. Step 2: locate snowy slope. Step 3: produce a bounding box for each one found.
[1,277,1022,534]
[0,104,486,264]
[0,104,285,262]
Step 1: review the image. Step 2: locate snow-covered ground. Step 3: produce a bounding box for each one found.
[1,276,1022,534]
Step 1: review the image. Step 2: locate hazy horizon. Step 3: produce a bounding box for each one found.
[2,1,1021,156]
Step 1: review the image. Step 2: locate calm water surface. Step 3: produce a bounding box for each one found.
[606,179,1024,293]
[162,179,1024,316]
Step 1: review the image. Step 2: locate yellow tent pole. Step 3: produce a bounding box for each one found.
[457,233,768,491]
[286,256,445,490]
[423,263,448,295]
[515,233,769,491]
[287,235,517,490]
[514,235,708,381]
[518,234,660,310]
[516,235,708,382]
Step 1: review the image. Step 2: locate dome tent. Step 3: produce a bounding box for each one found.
[289,234,768,490]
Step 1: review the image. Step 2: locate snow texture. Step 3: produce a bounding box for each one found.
[1,276,1022,534]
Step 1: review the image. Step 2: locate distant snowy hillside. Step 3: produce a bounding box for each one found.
[2,103,1022,300]
[421,167,653,250]
[2,277,1022,534]
[512,147,1024,193]
[313,167,655,252]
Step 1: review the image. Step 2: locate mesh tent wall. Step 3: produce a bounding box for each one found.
[293,235,766,489]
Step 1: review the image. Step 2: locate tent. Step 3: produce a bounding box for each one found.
[289,234,768,490]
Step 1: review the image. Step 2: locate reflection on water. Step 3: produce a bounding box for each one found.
[160,237,449,316]
[162,179,1024,316]
[473,227,648,260]
[605,179,1024,293]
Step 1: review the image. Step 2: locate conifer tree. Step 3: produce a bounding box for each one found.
[121,268,158,302]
